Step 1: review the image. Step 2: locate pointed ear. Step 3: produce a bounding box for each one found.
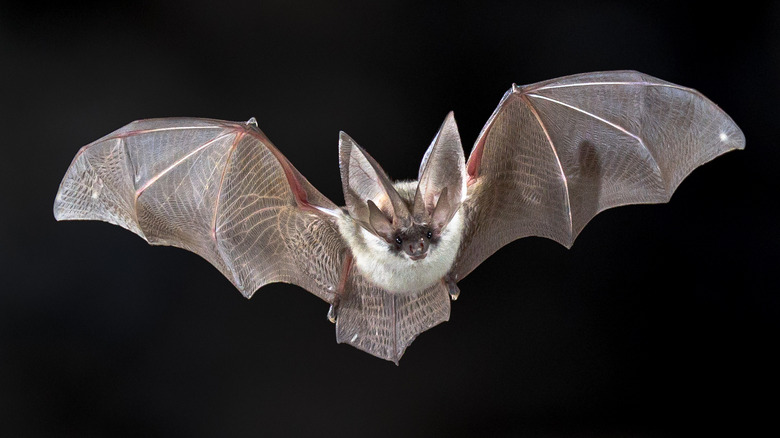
[338,132,411,227]
[413,112,466,227]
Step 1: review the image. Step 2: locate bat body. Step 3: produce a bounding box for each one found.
[334,178,466,295]
[54,71,744,363]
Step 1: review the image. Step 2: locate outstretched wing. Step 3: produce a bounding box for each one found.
[453,70,745,280]
[54,118,346,302]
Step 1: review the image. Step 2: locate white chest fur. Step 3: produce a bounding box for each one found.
[336,208,464,294]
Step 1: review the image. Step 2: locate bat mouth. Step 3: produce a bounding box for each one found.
[409,253,428,261]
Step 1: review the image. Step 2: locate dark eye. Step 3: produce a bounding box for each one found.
[426,231,433,239]
[395,236,402,245]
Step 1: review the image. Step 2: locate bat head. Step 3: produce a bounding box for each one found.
[339,113,466,261]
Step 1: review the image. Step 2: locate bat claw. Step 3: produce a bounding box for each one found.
[328,297,343,323]
[445,276,460,301]
[327,304,337,323]
[327,253,350,324]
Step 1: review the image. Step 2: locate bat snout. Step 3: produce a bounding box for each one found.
[404,238,429,260]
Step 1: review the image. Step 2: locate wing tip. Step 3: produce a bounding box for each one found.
[52,195,63,221]
[732,127,747,151]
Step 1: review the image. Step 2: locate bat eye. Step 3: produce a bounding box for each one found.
[426,231,433,239]
[395,236,402,245]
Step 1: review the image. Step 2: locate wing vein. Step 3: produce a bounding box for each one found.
[120,137,147,239]
[115,125,225,138]
[519,94,573,241]
[526,93,663,186]
[211,132,243,289]
[212,132,242,241]
[533,81,690,92]
[134,131,235,202]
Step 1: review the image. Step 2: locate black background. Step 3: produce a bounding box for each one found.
[1,1,778,436]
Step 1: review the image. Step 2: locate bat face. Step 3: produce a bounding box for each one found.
[367,192,434,261]
[365,185,433,260]
[53,71,744,363]
[394,225,432,260]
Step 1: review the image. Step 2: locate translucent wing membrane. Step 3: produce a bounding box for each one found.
[54,118,345,301]
[336,275,450,364]
[455,71,745,280]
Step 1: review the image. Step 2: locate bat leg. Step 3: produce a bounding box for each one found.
[444,275,460,301]
[327,251,354,323]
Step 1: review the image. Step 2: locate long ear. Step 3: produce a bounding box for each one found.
[339,132,411,228]
[413,112,466,228]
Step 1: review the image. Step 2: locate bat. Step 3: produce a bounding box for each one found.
[54,71,744,363]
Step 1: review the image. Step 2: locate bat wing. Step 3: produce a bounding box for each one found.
[54,118,346,301]
[54,118,449,363]
[453,71,745,280]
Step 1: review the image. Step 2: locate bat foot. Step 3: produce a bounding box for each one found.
[328,252,351,324]
[327,296,341,323]
[445,277,460,301]
[327,304,337,323]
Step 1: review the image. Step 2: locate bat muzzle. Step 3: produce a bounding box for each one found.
[405,238,429,260]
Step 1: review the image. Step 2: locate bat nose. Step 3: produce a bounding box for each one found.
[405,238,428,260]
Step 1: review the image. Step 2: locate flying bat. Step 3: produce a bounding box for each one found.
[54,71,744,363]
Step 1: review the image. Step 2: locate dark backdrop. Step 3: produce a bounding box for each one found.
[1,1,777,436]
